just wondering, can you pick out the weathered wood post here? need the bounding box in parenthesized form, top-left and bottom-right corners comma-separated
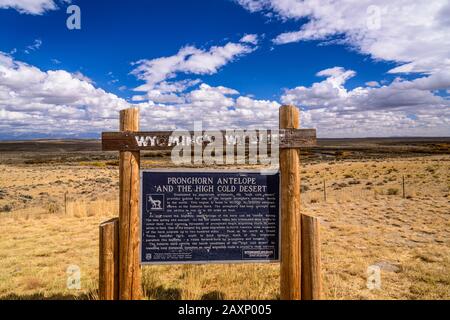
(101, 105, 318, 300)
(301, 214, 322, 300)
(279, 105, 301, 300)
(64, 192, 68, 215)
(99, 218, 119, 300)
(402, 175, 406, 199)
(119, 108, 142, 300)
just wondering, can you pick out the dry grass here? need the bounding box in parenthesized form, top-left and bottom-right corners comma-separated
(0, 211, 113, 299)
(67, 199, 118, 218)
(0, 155, 448, 300)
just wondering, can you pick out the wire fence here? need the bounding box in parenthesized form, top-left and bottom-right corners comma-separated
(302, 174, 447, 206)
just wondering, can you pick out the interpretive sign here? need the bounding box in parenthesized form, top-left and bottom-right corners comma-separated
(99, 106, 319, 300)
(140, 170, 280, 264)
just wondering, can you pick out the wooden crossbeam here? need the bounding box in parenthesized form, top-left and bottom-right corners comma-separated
(102, 129, 317, 151)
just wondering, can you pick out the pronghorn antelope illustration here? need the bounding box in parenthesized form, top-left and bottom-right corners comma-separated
(148, 195, 162, 210)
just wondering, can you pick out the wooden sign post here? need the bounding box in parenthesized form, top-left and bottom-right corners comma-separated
(99, 218, 119, 300)
(99, 105, 321, 301)
(279, 105, 301, 300)
(118, 108, 141, 300)
(301, 214, 322, 300)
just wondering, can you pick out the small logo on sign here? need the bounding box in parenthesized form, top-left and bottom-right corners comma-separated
(147, 194, 164, 211)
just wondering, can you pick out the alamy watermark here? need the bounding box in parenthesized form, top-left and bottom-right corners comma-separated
(66, 5, 81, 30)
(367, 265, 381, 290)
(133, 122, 280, 169)
(366, 5, 382, 30)
(66, 264, 81, 290)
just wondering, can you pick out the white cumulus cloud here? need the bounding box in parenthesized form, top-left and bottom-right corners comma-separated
(130, 40, 257, 102)
(0, 0, 69, 15)
(0, 52, 282, 138)
(282, 66, 450, 137)
(0, 52, 129, 137)
(236, 0, 450, 75)
(240, 34, 259, 45)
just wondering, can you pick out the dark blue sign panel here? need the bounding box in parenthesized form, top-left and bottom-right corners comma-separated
(140, 170, 280, 264)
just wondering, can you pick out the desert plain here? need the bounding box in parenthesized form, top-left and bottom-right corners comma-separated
(0, 138, 449, 300)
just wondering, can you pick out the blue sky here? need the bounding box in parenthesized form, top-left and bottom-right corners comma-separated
(0, 0, 449, 139)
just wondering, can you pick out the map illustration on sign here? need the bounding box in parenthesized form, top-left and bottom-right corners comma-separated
(140, 170, 280, 264)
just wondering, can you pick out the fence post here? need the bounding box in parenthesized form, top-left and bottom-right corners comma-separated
(402, 175, 406, 199)
(64, 192, 68, 215)
(301, 214, 322, 300)
(323, 180, 327, 202)
(119, 108, 142, 300)
(99, 218, 119, 300)
(279, 105, 301, 300)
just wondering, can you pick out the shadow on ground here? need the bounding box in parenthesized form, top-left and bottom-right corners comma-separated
(0, 293, 93, 300)
(2, 288, 227, 300)
(144, 285, 226, 300)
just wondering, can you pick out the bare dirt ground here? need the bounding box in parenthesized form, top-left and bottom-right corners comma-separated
(0, 138, 448, 300)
